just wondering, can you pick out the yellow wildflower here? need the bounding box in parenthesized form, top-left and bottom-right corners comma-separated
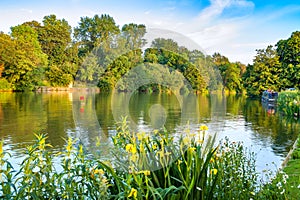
(157, 150, 171, 159)
(96, 136, 101, 147)
(182, 137, 190, 145)
(177, 160, 182, 166)
(215, 153, 221, 160)
(188, 147, 196, 153)
(79, 144, 83, 155)
(200, 125, 208, 131)
(210, 168, 218, 175)
(66, 144, 72, 152)
(137, 132, 145, 141)
(197, 139, 203, 145)
(101, 177, 108, 184)
(0, 140, 3, 157)
(139, 170, 151, 176)
(126, 144, 137, 154)
(139, 143, 145, 153)
(128, 188, 137, 198)
(152, 143, 158, 150)
(130, 154, 138, 162)
(94, 169, 105, 176)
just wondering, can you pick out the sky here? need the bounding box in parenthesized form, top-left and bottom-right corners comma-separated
(0, 0, 299, 64)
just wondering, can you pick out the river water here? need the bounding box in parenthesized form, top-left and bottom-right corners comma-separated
(0, 91, 299, 173)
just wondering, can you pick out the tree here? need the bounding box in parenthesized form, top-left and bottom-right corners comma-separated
(76, 52, 99, 85)
(144, 48, 207, 92)
(39, 15, 72, 65)
(151, 38, 180, 53)
(212, 53, 242, 93)
(0, 25, 48, 90)
(276, 31, 300, 89)
(98, 49, 143, 91)
(121, 23, 146, 50)
(74, 14, 120, 56)
(34, 15, 78, 87)
(243, 46, 281, 97)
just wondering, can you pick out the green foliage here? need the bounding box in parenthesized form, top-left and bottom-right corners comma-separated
(115, 63, 186, 93)
(0, 13, 298, 95)
(45, 63, 76, 87)
(0, 121, 293, 199)
(0, 25, 48, 90)
(98, 49, 143, 91)
(36, 15, 79, 87)
(284, 133, 300, 199)
(277, 91, 300, 117)
(276, 31, 300, 89)
(243, 46, 282, 97)
(244, 32, 300, 97)
(213, 53, 244, 93)
(151, 38, 180, 53)
(122, 23, 146, 50)
(75, 35, 129, 86)
(144, 48, 207, 93)
(74, 14, 120, 56)
(0, 134, 110, 199)
(0, 78, 11, 90)
(214, 139, 257, 199)
(38, 15, 72, 65)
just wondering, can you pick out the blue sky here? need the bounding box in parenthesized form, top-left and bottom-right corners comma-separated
(0, 0, 299, 64)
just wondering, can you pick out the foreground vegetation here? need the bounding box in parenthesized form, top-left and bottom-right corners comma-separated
(277, 91, 300, 118)
(0, 119, 294, 199)
(284, 135, 300, 199)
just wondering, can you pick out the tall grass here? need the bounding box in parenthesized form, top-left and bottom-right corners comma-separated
(277, 91, 300, 118)
(0, 119, 292, 199)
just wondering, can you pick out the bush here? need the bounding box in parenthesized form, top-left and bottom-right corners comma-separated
(0, 78, 11, 90)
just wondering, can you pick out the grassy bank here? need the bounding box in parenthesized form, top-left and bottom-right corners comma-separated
(0, 120, 294, 199)
(284, 135, 300, 199)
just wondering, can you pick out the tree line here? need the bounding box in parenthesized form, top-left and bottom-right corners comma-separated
(243, 31, 300, 97)
(0, 13, 299, 95)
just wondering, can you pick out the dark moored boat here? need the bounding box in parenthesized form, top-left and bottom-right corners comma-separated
(261, 90, 278, 103)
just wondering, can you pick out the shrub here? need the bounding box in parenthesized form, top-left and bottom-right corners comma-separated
(0, 78, 11, 90)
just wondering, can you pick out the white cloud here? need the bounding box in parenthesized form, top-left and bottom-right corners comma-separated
(146, 0, 256, 63)
(144, 10, 151, 15)
(20, 8, 33, 14)
(196, 0, 254, 24)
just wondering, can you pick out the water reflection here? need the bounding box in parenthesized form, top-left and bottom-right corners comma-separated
(0, 92, 298, 172)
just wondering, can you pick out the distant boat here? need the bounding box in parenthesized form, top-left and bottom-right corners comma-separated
(261, 90, 278, 103)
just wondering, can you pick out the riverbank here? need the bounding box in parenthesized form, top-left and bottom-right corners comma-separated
(0, 86, 101, 93)
(284, 134, 300, 198)
(35, 86, 100, 92)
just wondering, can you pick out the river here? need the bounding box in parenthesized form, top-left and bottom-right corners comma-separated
(0, 91, 299, 173)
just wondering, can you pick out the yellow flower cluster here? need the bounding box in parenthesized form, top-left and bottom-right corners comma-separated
(138, 170, 151, 176)
(200, 125, 208, 131)
(126, 144, 137, 154)
(210, 168, 218, 175)
(128, 188, 137, 198)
